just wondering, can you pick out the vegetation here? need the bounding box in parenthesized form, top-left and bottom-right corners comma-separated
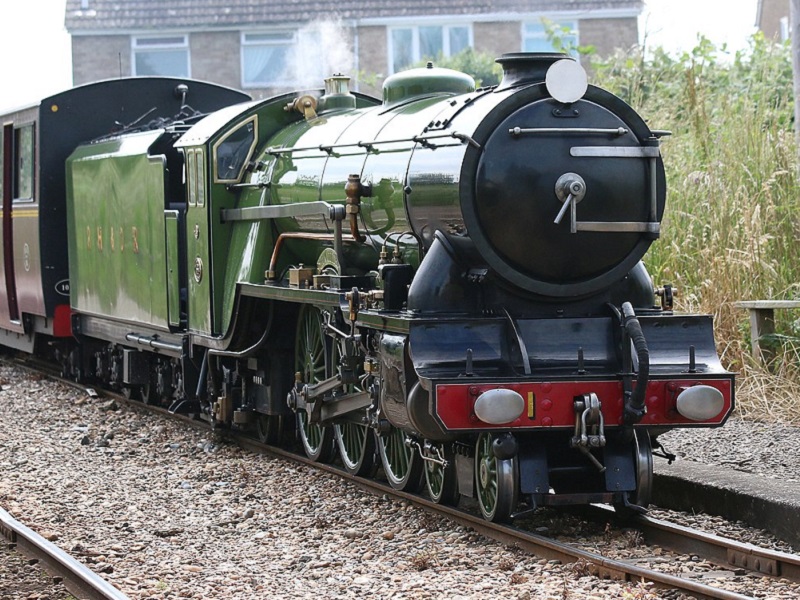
(411, 48, 503, 87)
(590, 35, 800, 424)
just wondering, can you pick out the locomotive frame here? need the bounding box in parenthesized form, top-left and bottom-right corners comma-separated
(0, 54, 734, 522)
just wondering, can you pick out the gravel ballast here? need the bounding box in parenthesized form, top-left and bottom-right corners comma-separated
(658, 419, 800, 484)
(0, 542, 73, 599)
(0, 362, 798, 599)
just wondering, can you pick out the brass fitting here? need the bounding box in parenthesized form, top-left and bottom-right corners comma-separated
(345, 174, 370, 243)
(285, 95, 318, 120)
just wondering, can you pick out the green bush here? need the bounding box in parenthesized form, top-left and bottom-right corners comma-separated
(409, 48, 503, 87)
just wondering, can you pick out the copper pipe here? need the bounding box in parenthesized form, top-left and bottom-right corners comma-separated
(266, 232, 355, 280)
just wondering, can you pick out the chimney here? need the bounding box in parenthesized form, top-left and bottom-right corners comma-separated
(495, 52, 571, 90)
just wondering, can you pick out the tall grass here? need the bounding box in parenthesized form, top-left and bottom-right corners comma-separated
(592, 35, 800, 424)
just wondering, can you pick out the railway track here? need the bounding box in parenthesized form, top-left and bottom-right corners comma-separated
(233, 434, 797, 600)
(0, 505, 128, 600)
(594, 505, 800, 580)
(10, 357, 800, 600)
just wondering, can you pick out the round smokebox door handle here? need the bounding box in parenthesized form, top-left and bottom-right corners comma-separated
(553, 172, 586, 228)
(553, 193, 574, 225)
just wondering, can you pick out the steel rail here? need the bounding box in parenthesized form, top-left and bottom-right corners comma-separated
(587, 504, 800, 581)
(0, 506, 129, 600)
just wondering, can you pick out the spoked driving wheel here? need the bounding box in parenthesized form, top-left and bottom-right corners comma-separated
(376, 425, 423, 492)
(475, 432, 519, 522)
(424, 442, 459, 506)
(336, 421, 375, 475)
(295, 305, 336, 462)
(331, 340, 375, 475)
(613, 429, 653, 517)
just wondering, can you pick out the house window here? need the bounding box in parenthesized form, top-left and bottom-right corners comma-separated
(523, 20, 579, 55)
(133, 35, 189, 77)
(242, 32, 295, 87)
(389, 25, 472, 73)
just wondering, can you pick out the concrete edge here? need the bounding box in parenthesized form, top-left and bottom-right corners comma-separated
(653, 459, 800, 549)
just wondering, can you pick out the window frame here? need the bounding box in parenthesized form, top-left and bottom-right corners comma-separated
(132, 34, 190, 78)
(212, 116, 258, 185)
(387, 23, 473, 74)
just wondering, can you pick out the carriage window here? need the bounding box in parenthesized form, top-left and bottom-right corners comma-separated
(15, 125, 34, 201)
(213, 117, 257, 183)
(0, 130, 4, 204)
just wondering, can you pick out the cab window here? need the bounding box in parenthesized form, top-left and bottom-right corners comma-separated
(195, 149, 206, 207)
(187, 149, 197, 206)
(213, 117, 257, 184)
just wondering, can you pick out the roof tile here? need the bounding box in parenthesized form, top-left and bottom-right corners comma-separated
(66, 0, 643, 31)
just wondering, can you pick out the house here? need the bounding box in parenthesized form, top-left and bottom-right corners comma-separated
(65, 0, 643, 99)
(756, 0, 790, 40)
